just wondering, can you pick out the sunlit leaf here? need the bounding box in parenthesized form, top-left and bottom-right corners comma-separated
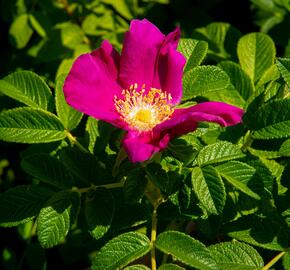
(91, 232, 150, 270)
(178, 39, 208, 72)
(237, 33, 276, 82)
(0, 71, 53, 110)
(0, 107, 66, 143)
(55, 74, 83, 130)
(219, 61, 254, 101)
(183, 65, 231, 100)
(156, 231, 218, 269)
(277, 58, 290, 87)
(197, 141, 245, 166)
(215, 161, 260, 200)
(208, 241, 264, 269)
(9, 14, 33, 48)
(191, 166, 226, 215)
(37, 191, 80, 248)
(244, 99, 290, 139)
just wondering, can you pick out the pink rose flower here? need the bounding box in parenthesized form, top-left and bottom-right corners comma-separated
(64, 19, 243, 162)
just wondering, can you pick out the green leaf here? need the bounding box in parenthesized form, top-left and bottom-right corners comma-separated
(203, 84, 245, 108)
(177, 39, 208, 72)
(237, 33, 276, 82)
(277, 58, 290, 87)
(0, 185, 52, 227)
(101, 0, 136, 19)
(59, 147, 111, 185)
(225, 216, 288, 251)
(0, 107, 67, 143)
(124, 265, 150, 270)
(257, 64, 280, 87)
(55, 74, 83, 130)
(248, 147, 281, 159)
(168, 134, 202, 165)
(192, 22, 241, 60)
(158, 264, 185, 270)
(279, 138, 290, 156)
(208, 241, 264, 270)
(85, 188, 115, 240)
(91, 232, 150, 270)
(182, 66, 230, 100)
(0, 71, 53, 110)
(37, 190, 80, 248)
(197, 141, 245, 166)
(218, 61, 254, 101)
(109, 203, 149, 233)
(215, 161, 260, 200)
(146, 163, 179, 196)
(28, 13, 47, 37)
(124, 170, 147, 203)
(283, 251, 290, 270)
(85, 117, 116, 154)
(244, 99, 290, 139)
(156, 231, 218, 270)
(56, 59, 74, 79)
(9, 14, 33, 48)
(86, 117, 99, 153)
(55, 22, 86, 50)
(21, 153, 74, 189)
(191, 166, 226, 215)
(246, 159, 274, 196)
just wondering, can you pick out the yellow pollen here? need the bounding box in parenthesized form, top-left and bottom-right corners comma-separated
(114, 84, 173, 131)
(135, 109, 153, 123)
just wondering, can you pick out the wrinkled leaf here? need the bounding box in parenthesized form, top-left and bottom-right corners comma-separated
(0, 107, 66, 143)
(55, 74, 83, 130)
(237, 33, 276, 82)
(0, 186, 52, 227)
(208, 241, 264, 270)
(156, 231, 218, 270)
(91, 232, 150, 270)
(85, 188, 115, 240)
(191, 166, 226, 215)
(0, 71, 53, 110)
(197, 141, 245, 166)
(37, 191, 80, 248)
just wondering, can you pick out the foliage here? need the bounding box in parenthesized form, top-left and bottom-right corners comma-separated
(0, 0, 290, 269)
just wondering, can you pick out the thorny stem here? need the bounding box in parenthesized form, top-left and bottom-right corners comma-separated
(66, 131, 90, 154)
(261, 251, 286, 270)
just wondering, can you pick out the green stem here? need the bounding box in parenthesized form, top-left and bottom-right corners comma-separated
(17, 221, 37, 270)
(66, 131, 90, 154)
(150, 201, 162, 270)
(261, 251, 286, 270)
(241, 130, 254, 152)
(76, 182, 124, 193)
(144, 179, 164, 270)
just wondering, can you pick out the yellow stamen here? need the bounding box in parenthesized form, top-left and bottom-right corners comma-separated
(114, 84, 173, 131)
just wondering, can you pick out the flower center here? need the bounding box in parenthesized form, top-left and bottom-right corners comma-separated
(135, 109, 153, 123)
(114, 84, 173, 131)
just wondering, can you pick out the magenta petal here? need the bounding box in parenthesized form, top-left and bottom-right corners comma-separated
(119, 19, 165, 89)
(64, 40, 123, 126)
(185, 102, 244, 125)
(155, 102, 244, 138)
(155, 31, 186, 105)
(123, 131, 170, 162)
